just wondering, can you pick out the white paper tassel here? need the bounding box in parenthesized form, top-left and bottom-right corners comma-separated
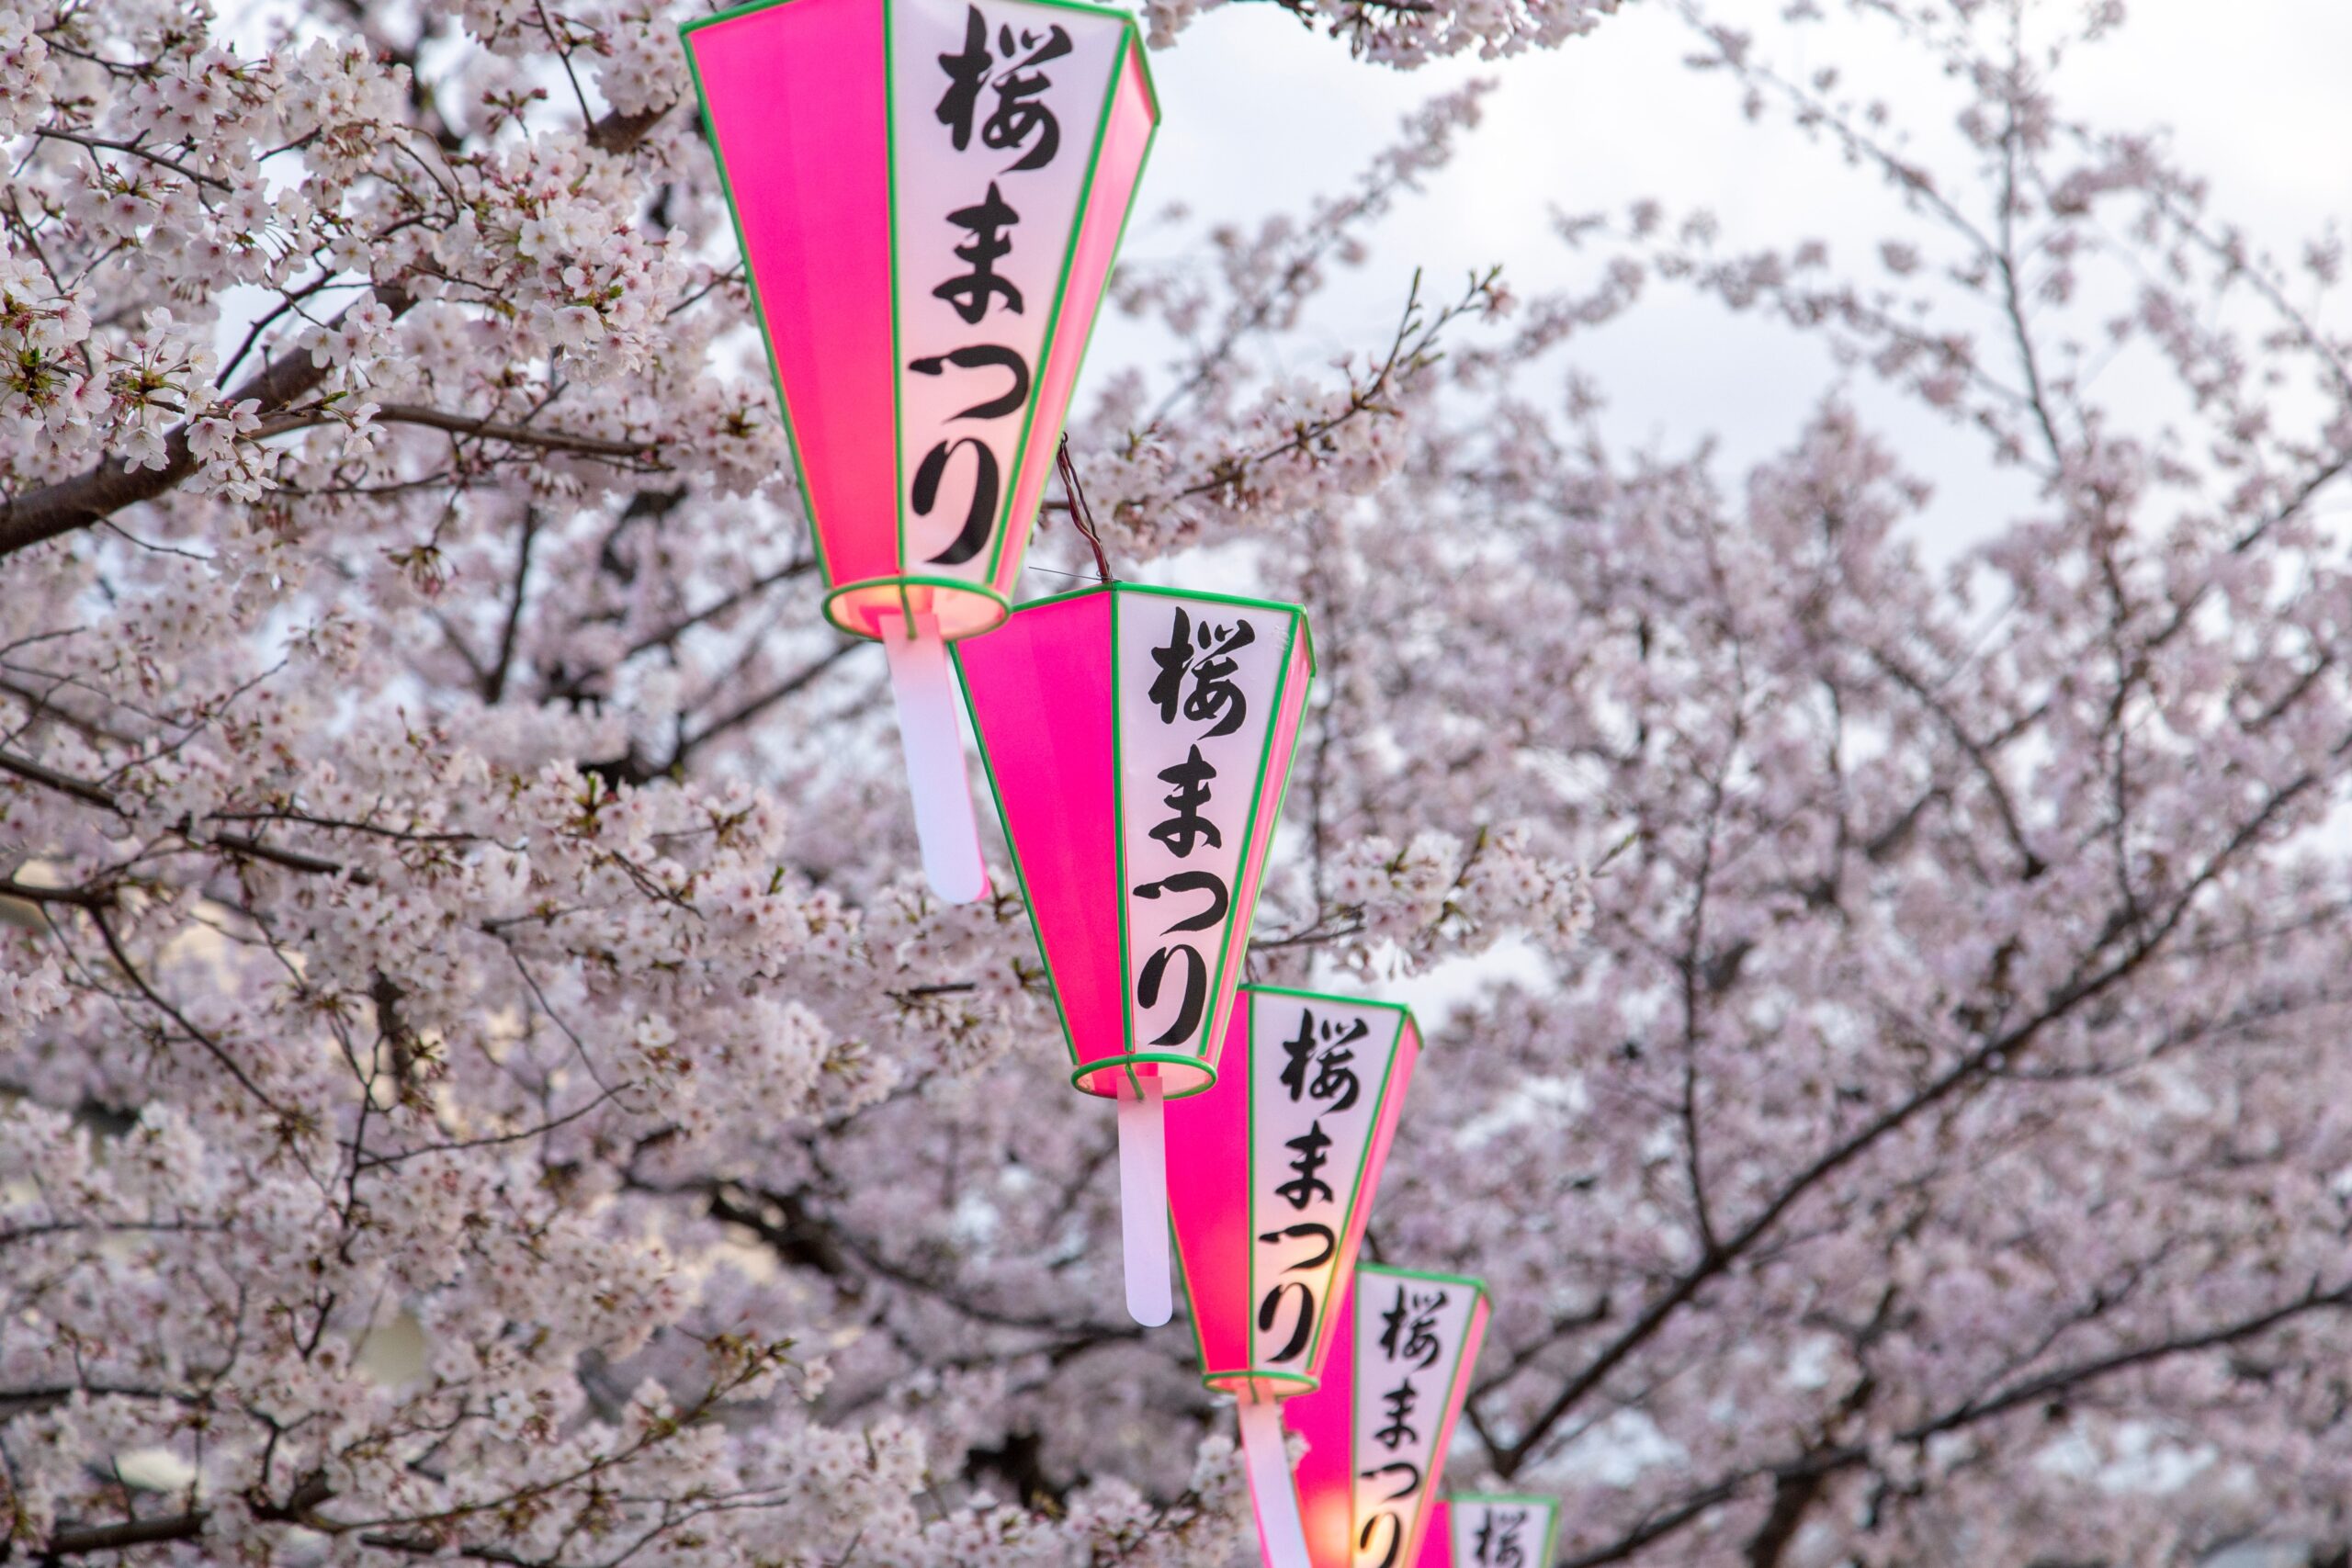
(879, 612, 989, 905)
(1238, 1398, 1311, 1568)
(1115, 1075, 1172, 1326)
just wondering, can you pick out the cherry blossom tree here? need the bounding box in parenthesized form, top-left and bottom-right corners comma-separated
(4, 2, 2349, 1566)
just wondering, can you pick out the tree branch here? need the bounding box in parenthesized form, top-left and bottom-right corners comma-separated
(0, 288, 412, 560)
(1557, 1277, 2352, 1568)
(27, 1511, 210, 1562)
(356, 404, 663, 464)
(0, 750, 370, 884)
(587, 101, 673, 155)
(1497, 751, 2329, 1475)
(0, 874, 114, 911)
(0, 750, 128, 814)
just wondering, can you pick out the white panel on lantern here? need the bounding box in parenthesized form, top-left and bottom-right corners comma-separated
(1247, 995, 1407, 1371)
(1350, 1273, 1480, 1568)
(1450, 1498, 1556, 1568)
(889, 0, 1124, 577)
(1114, 593, 1290, 1054)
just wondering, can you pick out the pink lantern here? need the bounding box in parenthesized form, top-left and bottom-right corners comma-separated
(1285, 1263, 1490, 1568)
(954, 584, 1315, 1324)
(680, 0, 1159, 903)
(1165, 986, 1423, 1568)
(1416, 1496, 1561, 1568)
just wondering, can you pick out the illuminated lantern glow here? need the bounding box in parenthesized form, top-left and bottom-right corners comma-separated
(679, 0, 1159, 903)
(1416, 1495, 1562, 1568)
(1285, 1263, 1491, 1568)
(955, 584, 1315, 1324)
(1165, 986, 1423, 1568)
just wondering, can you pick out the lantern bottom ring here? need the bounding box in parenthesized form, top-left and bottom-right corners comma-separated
(1070, 1052, 1216, 1100)
(1203, 1368, 1318, 1401)
(823, 575, 1012, 642)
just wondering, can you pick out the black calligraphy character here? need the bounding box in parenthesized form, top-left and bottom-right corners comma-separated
(1147, 611, 1256, 736)
(1473, 1510, 1529, 1568)
(1253, 1221, 1336, 1363)
(1255, 1221, 1336, 1270)
(1308, 1045, 1359, 1113)
(1355, 1463, 1422, 1568)
(1133, 869, 1228, 932)
(1182, 618, 1256, 737)
(934, 183, 1023, 325)
(1137, 942, 1205, 1044)
(1374, 1378, 1419, 1450)
(1361, 1461, 1422, 1503)
(910, 436, 998, 566)
(1256, 1281, 1313, 1362)
(933, 8, 1070, 174)
(1279, 1010, 1317, 1103)
(933, 6, 991, 150)
(1148, 607, 1194, 724)
(1275, 1121, 1332, 1211)
(1358, 1514, 1406, 1568)
(981, 23, 1071, 173)
(1377, 1283, 1448, 1371)
(907, 344, 1030, 421)
(1148, 745, 1220, 858)
(1283, 1012, 1366, 1111)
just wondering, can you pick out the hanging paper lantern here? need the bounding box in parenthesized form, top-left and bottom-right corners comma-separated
(1416, 1496, 1561, 1568)
(680, 0, 1159, 903)
(1284, 1262, 1491, 1568)
(1164, 986, 1423, 1568)
(955, 583, 1315, 1324)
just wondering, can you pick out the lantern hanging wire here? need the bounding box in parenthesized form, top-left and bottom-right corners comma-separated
(1055, 434, 1114, 585)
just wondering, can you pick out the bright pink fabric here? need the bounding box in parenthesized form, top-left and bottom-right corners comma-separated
(1414, 1502, 1454, 1568)
(1286, 1272, 1359, 1568)
(953, 593, 1126, 1075)
(685, 0, 899, 590)
(1164, 989, 1258, 1381)
(990, 43, 1159, 602)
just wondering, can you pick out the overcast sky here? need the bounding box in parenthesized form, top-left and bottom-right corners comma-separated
(1098, 0, 2352, 559)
